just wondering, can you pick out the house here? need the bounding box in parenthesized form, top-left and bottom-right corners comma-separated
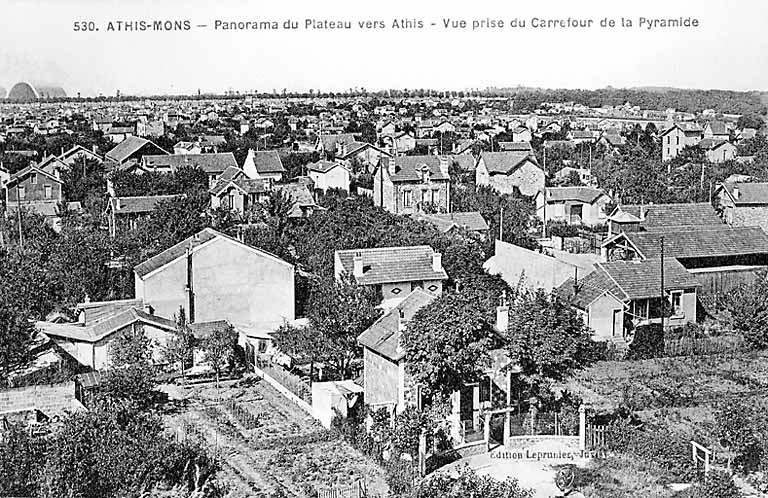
(173, 141, 202, 155)
(553, 166, 596, 187)
(567, 130, 597, 144)
(373, 155, 451, 215)
(391, 131, 416, 153)
(134, 228, 295, 334)
(105, 125, 135, 144)
(4, 165, 63, 226)
(37, 306, 178, 370)
(141, 153, 239, 186)
(737, 128, 758, 142)
(698, 139, 737, 163)
(601, 226, 768, 295)
(606, 202, 724, 237)
(315, 133, 357, 155)
(498, 142, 533, 154)
(136, 120, 165, 138)
(242, 149, 285, 182)
(484, 239, 597, 293)
(411, 211, 489, 238)
(58, 145, 103, 167)
(475, 151, 545, 197)
(510, 126, 532, 143)
(105, 194, 181, 237)
(703, 121, 729, 141)
(306, 160, 351, 193)
(336, 141, 391, 173)
(209, 167, 271, 212)
(535, 187, 611, 227)
(660, 123, 703, 161)
(557, 257, 701, 344)
(105, 136, 168, 169)
(713, 182, 768, 234)
(272, 183, 322, 218)
(334, 246, 448, 309)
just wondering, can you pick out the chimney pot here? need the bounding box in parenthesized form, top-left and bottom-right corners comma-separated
(733, 185, 740, 199)
(432, 252, 442, 272)
(496, 304, 509, 332)
(353, 251, 364, 277)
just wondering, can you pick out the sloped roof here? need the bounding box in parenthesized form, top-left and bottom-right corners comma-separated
(319, 133, 357, 151)
(336, 246, 448, 285)
(698, 138, 732, 151)
(381, 155, 450, 182)
(109, 194, 180, 215)
(248, 150, 285, 174)
(39, 307, 177, 343)
(498, 142, 534, 153)
(719, 182, 768, 205)
(189, 320, 231, 340)
(623, 227, 768, 260)
(617, 203, 723, 230)
(480, 151, 540, 175)
(706, 121, 728, 135)
(6, 165, 62, 186)
(307, 160, 346, 174)
(142, 153, 237, 174)
(546, 187, 607, 204)
(105, 136, 167, 164)
(412, 211, 489, 233)
(357, 289, 436, 361)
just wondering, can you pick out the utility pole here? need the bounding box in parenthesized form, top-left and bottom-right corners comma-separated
(660, 236, 665, 330)
(499, 206, 504, 241)
(16, 185, 23, 248)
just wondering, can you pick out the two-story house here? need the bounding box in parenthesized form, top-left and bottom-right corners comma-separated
(535, 187, 611, 227)
(334, 245, 448, 309)
(307, 160, 351, 193)
(660, 123, 704, 161)
(242, 149, 286, 182)
(373, 155, 451, 215)
(4, 165, 63, 225)
(475, 151, 544, 197)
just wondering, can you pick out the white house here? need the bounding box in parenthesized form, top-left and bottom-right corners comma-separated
(306, 160, 351, 193)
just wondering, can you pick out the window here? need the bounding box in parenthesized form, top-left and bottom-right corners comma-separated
(676, 136, 680, 146)
(44, 185, 52, 199)
(630, 299, 649, 320)
(402, 190, 412, 207)
(670, 291, 683, 317)
(667, 136, 670, 144)
(17, 186, 25, 200)
(31, 175, 37, 185)
(479, 377, 491, 403)
(226, 194, 235, 208)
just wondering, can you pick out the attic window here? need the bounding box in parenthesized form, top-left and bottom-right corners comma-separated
(391, 288, 402, 295)
(427, 285, 438, 292)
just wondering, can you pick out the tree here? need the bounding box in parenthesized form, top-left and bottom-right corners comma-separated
(0, 421, 45, 497)
(109, 325, 153, 366)
(727, 274, 768, 350)
(100, 325, 160, 410)
(505, 290, 604, 393)
(272, 323, 329, 381)
(307, 276, 381, 379)
(163, 307, 195, 375)
(402, 290, 498, 398)
(737, 113, 765, 131)
(413, 466, 533, 498)
(202, 324, 238, 387)
(0, 300, 34, 388)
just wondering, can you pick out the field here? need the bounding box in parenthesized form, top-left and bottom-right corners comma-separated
(162, 378, 389, 498)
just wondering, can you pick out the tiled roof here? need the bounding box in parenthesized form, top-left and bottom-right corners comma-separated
(273, 183, 319, 218)
(546, 187, 606, 204)
(142, 153, 237, 174)
(618, 203, 723, 230)
(134, 228, 219, 278)
(624, 227, 768, 260)
(248, 150, 285, 174)
(39, 307, 177, 343)
(189, 320, 231, 339)
(498, 142, 534, 153)
(336, 246, 448, 286)
(357, 289, 436, 361)
(412, 211, 489, 233)
(381, 155, 450, 182)
(106, 136, 166, 164)
(319, 133, 357, 151)
(719, 182, 768, 205)
(6, 165, 61, 186)
(698, 138, 731, 150)
(109, 194, 180, 215)
(211, 177, 270, 196)
(707, 121, 728, 135)
(307, 160, 345, 174)
(480, 151, 540, 175)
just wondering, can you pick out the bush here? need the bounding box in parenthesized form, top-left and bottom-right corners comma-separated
(627, 324, 664, 360)
(679, 470, 742, 498)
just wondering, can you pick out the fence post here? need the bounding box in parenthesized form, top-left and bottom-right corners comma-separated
(578, 405, 586, 451)
(418, 430, 427, 477)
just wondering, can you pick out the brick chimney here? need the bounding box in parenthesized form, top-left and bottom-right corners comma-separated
(439, 156, 449, 177)
(396, 309, 406, 355)
(733, 185, 740, 200)
(353, 251, 364, 277)
(432, 252, 442, 272)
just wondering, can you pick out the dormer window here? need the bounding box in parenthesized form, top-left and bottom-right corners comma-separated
(31, 175, 38, 184)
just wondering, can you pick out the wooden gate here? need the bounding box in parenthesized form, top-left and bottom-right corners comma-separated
(317, 480, 366, 498)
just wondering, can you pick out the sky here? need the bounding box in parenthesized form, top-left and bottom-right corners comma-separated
(1, 0, 766, 97)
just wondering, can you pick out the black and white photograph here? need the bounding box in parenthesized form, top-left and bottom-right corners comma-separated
(0, 1, 766, 496)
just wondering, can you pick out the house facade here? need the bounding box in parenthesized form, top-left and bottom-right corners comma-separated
(661, 123, 703, 161)
(714, 182, 768, 232)
(475, 151, 544, 197)
(307, 160, 351, 193)
(242, 149, 286, 182)
(373, 155, 451, 215)
(134, 228, 295, 334)
(535, 187, 611, 227)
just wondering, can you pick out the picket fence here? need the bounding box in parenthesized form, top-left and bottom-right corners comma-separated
(317, 480, 366, 498)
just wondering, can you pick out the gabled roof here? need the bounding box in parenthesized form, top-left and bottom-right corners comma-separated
(357, 289, 436, 362)
(717, 182, 768, 206)
(39, 307, 177, 343)
(546, 187, 607, 204)
(381, 155, 450, 182)
(273, 183, 321, 217)
(105, 136, 168, 164)
(412, 211, 489, 233)
(246, 150, 285, 174)
(662, 122, 703, 136)
(706, 121, 728, 136)
(336, 246, 448, 286)
(621, 227, 768, 260)
(480, 151, 541, 175)
(60, 145, 103, 162)
(6, 165, 62, 186)
(134, 227, 292, 279)
(108, 194, 181, 215)
(142, 153, 238, 174)
(615, 203, 723, 231)
(307, 160, 346, 174)
(318, 133, 357, 151)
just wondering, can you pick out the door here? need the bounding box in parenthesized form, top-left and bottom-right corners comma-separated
(570, 204, 583, 224)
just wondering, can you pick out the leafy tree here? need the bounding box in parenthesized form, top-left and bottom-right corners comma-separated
(737, 113, 765, 131)
(727, 274, 768, 350)
(0, 300, 35, 388)
(306, 276, 381, 379)
(505, 290, 604, 393)
(0, 421, 45, 497)
(413, 466, 533, 498)
(164, 307, 196, 374)
(109, 325, 154, 366)
(202, 323, 238, 387)
(403, 289, 498, 398)
(272, 323, 328, 381)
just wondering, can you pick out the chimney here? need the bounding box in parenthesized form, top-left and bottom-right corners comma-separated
(432, 252, 442, 272)
(387, 157, 397, 176)
(496, 293, 509, 332)
(439, 156, 449, 177)
(353, 251, 364, 277)
(733, 185, 740, 200)
(398, 309, 406, 332)
(143, 303, 154, 315)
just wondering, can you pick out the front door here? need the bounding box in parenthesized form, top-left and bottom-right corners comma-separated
(570, 204, 583, 224)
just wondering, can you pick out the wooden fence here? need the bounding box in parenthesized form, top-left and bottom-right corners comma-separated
(663, 335, 746, 357)
(585, 424, 607, 450)
(317, 480, 366, 498)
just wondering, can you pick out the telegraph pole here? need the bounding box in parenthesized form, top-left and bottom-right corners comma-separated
(660, 236, 665, 330)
